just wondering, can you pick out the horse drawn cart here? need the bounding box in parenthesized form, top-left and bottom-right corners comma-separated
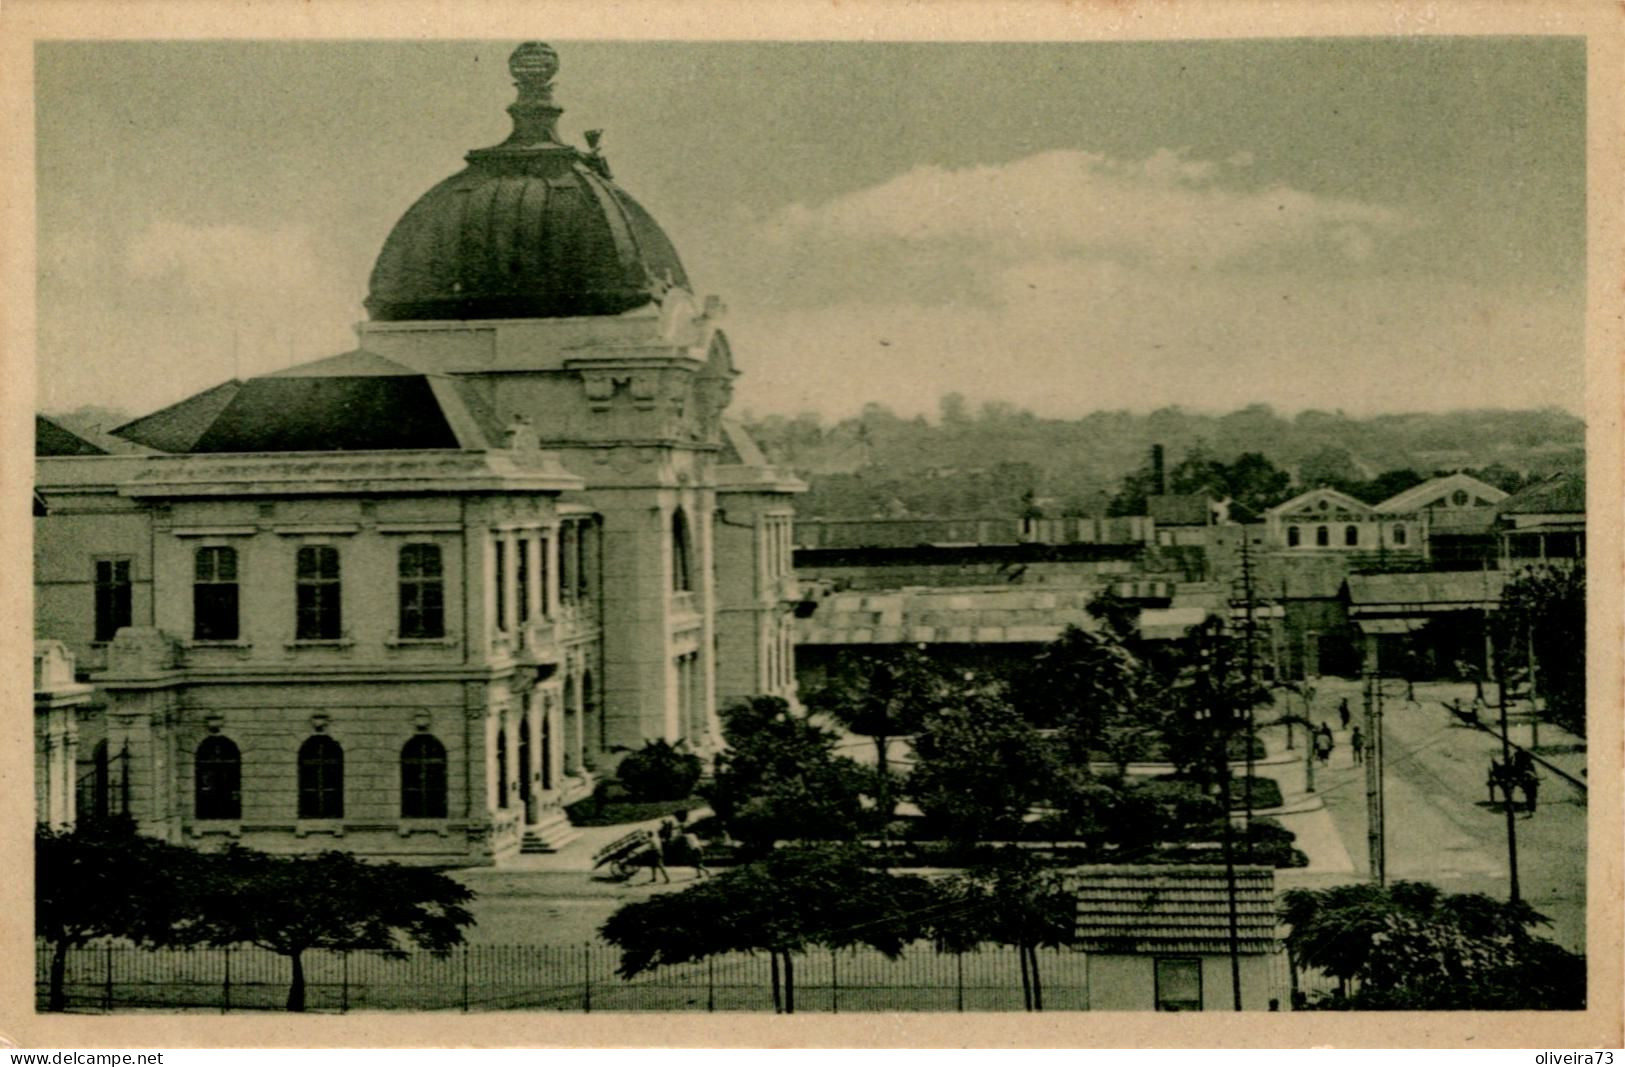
(592, 830, 655, 881)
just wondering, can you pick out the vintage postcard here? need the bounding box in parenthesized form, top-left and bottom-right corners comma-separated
(2, 0, 1621, 1050)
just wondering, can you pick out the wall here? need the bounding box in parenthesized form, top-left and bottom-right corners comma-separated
(1085, 953, 1280, 1011)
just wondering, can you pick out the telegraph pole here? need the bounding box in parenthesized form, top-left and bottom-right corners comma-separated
(1237, 532, 1258, 853)
(1493, 632, 1522, 904)
(1363, 671, 1386, 886)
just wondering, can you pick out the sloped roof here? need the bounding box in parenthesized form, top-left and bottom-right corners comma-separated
(1376, 472, 1508, 513)
(112, 380, 244, 453)
(36, 415, 108, 457)
(111, 352, 505, 454)
(1499, 470, 1585, 516)
(1345, 570, 1507, 609)
(36, 414, 149, 456)
(1070, 865, 1277, 955)
(1268, 486, 1372, 518)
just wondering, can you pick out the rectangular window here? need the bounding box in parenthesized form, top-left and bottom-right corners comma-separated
(559, 523, 577, 604)
(516, 538, 530, 625)
(1154, 958, 1203, 1012)
(577, 521, 592, 600)
(398, 544, 445, 639)
(93, 558, 133, 642)
(295, 545, 342, 640)
(193, 547, 240, 641)
(538, 535, 551, 617)
(493, 539, 507, 630)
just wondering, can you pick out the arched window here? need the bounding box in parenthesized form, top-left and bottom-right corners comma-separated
(195, 735, 241, 820)
(295, 545, 342, 640)
(400, 735, 447, 819)
(1315, 525, 1330, 547)
(398, 544, 444, 639)
(1344, 524, 1359, 547)
(1287, 525, 1301, 547)
(194, 547, 239, 641)
(495, 727, 509, 809)
(297, 735, 343, 819)
(78, 739, 111, 821)
(672, 509, 693, 592)
(1392, 524, 1408, 546)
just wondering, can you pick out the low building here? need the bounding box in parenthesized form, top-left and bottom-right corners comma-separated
(35, 641, 93, 830)
(1498, 470, 1585, 564)
(1070, 865, 1283, 1012)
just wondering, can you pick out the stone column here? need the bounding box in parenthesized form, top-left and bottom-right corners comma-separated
(500, 531, 520, 639)
(543, 527, 559, 617)
(525, 689, 542, 823)
(525, 535, 543, 627)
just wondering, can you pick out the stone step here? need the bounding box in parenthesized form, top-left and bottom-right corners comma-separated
(519, 810, 580, 853)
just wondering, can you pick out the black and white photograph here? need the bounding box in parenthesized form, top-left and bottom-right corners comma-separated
(7, 1, 1622, 1051)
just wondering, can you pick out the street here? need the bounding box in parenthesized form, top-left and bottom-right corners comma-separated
(1282, 678, 1588, 952)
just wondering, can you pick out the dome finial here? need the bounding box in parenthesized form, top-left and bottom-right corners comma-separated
(499, 42, 563, 147)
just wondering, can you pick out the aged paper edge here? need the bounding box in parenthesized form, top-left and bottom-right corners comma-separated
(0, 0, 1619, 1050)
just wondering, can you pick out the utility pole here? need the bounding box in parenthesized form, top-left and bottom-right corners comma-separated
(1238, 531, 1258, 855)
(1363, 670, 1386, 886)
(1492, 630, 1522, 905)
(1527, 622, 1541, 753)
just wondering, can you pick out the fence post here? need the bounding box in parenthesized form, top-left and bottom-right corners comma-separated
(341, 952, 350, 1014)
(222, 945, 231, 1014)
(956, 952, 964, 1013)
(462, 945, 470, 1013)
(103, 944, 113, 1012)
(707, 956, 714, 1013)
(581, 943, 593, 1014)
(831, 948, 839, 1014)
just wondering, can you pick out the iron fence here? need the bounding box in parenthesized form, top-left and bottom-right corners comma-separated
(39, 941, 1099, 1014)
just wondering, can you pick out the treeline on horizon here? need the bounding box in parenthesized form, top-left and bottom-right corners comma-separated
(743, 398, 1585, 521)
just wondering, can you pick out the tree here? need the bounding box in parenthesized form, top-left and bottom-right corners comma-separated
(35, 821, 209, 1012)
(1351, 467, 1424, 505)
(1298, 446, 1364, 493)
(1281, 880, 1582, 1009)
(908, 682, 1058, 846)
(702, 696, 878, 855)
(1221, 451, 1294, 518)
(802, 649, 950, 813)
(1497, 561, 1585, 737)
(927, 850, 1076, 1011)
(614, 738, 702, 801)
(192, 847, 474, 1011)
(1015, 624, 1158, 776)
(599, 843, 937, 1013)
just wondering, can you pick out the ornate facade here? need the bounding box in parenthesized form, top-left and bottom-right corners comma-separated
(32, 42, 803, 864)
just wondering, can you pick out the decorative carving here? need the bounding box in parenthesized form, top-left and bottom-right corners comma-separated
(581, 372, 625, 413)
(310, 713, 330, 733)
(414, 710, 433, 731)
(504, 413, 539, 451)
(205, 714, 225, 734)
(629, 373, 660, 411)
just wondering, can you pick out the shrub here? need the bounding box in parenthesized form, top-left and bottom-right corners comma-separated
(615, 739, 702, 802)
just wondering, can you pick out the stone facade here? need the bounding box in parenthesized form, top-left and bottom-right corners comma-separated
(31, 42, 802, 864)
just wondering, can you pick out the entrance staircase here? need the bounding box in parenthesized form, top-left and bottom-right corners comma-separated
(519, 809, 581, 854)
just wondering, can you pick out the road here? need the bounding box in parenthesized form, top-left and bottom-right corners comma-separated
(1287, 678, 1588, 952)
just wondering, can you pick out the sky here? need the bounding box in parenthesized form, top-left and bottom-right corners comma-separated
(34, 37, 1586, 422)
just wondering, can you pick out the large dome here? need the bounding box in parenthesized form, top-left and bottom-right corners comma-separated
(366, 42, 689, 322)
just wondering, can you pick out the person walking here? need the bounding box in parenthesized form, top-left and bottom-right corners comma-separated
(1314, 725, 1334, 765)
(1350, 725, 1365, 764)
(1338, 698, 1351, 731)
(1521, 770, 1540, 816)
(645, 827, 671, 885)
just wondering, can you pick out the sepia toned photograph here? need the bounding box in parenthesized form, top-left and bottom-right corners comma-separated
(7, 2, 1622, 1051)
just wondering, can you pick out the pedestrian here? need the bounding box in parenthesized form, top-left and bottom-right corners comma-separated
(684, 829, 710, 879)
(645, 828, 671, 885)
(1350, 725, 1364, 764)
(1521, 771, 1540, 816)
(1314, 725, 1333, 765)
(1338, 698, 1351, 731)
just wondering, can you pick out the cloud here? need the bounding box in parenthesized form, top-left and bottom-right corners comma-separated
(724, 148, 1413, 309)
(37, 221, 363, 416)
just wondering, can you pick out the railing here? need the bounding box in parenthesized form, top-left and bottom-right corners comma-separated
(38, 941, 1097, 1014)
